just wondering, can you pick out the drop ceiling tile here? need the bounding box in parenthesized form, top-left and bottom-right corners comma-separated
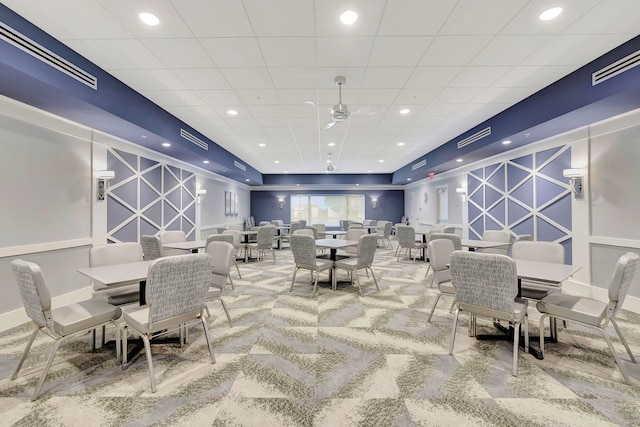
(439, 0, 529, 35)
(352, 89, 400, 105)
(223, 117, 260, 128)
(258, 38, 316, 67)
(172, 69, 232, 90)
(368, 37, 433, 67)
(314, 0, 386, 36)
(378, 0, 457, 35)
(254, 117, 291, 127)
(66, 39, 166, 70)
(219, 68, 275, 89)
(243, 0, 315, 36)
(562, 0, 640, 34)
(394, 89, 439, 104)
(361, 67, 414, 88)
(99, 0, 193, 38)
(140, 90, 205, 106)
(449, 66, 512, 87)
(316, 37, 376, 67)
(198, 90, 243, 106)
(110, 69, 188, 90)
(200, 38, 265, 68)
(171, 0, 253, 36)
(142, 38, 215, 68)
(277, 89, 320, 105)
(236, 89, 281, 105)
(471, 35, 553, 66)
(500, 0, 601, 35)
(521, 34, 635, 66)
(490, 65, 574, 88)
(419, 36, 493, 66)
(470, 87, 535, 105)
(432, 87, 484, 104)
(247, 106, 286, 118)
(405, 67, 462, 88)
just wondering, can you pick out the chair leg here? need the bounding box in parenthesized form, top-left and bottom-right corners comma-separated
(425, 264, 431, 279)
(354, 271, 363, 296)
(32, 338, 63, 401)
(600, 329, 632, 384)
(610, 318, 637, 363)
(205, 304, 211, 317)
(11, 327, 39, 380)
(271, 248, 276, 263)
(538, 314, 550, 358)
(312, 271, 319, 298)
(219, 298, 233, 327)
(234, 261, 242, 279)
(290, 267, 298, 292)
(448, 306, 460, 354)
(523, 313, 529, 353)
(228, 275, 235, 290)
(369, 267, 379, 290)
(427, 293, 442, 323)
(142, 335, 157, 393)
(200, 315, 216, 364)
(512, 321, 521, 377)
(114, 322, 121, 366)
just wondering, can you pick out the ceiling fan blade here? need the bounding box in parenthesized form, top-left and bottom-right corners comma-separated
(302, 100, 318, 107)
(323, 120, 336, 129)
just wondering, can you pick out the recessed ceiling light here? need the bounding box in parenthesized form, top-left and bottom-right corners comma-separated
(227, 109, 238, 116)
(397, 142, 405, 146)
(502, 140, 512, 145)
(456, 158, 463, 162)
(399, 109, 410, 115)
(203, 160, 210, 164)
(539, 7, 562, 21)
(274, 160, 280, 163)
(139, 12, 159, 26)
(378, 160, 384, 163)
(245, 179, 250, 182)
(407, 178, 412, 181)
(259, 143, 266, 147)
(328, 142, 335, 147)
(162, 142, 171, 147)
(340, 10, 358, 25)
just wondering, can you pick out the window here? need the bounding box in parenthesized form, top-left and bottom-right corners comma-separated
(290, 194, 365, 227)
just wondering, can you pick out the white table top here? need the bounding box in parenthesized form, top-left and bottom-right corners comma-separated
(461, 239, 512, 249)
(514, 259, 582, 284)
(324, 230, 347, 236)
(162, 240, 207, 250)
(78, 260, 153, 286)
(315, 239, 358, 249)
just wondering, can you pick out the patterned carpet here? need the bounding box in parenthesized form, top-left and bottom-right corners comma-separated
(1, 243, 640, 426)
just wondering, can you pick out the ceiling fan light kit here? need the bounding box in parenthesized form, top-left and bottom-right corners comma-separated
(323, 76, 350, 129)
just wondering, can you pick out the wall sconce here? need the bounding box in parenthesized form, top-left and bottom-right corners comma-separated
(95, 170, 115, 201)
(456, 187, 467, 204)
(371, 197, 378, 209)
(196, 189, 207, 206)
(278, 198, 284, 209)
(563, 168, 585, 199)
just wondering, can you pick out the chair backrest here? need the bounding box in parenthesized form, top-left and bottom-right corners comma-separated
(11, 259, 52, 329)
(348, 221, 364, 229)
(428, 239, 455, 285)
(141, 235, 162, 261)
(429, 232, 462, 251)
(345, 228, 367, 253)
(159, 230, 188, 257)
(290, 234, 319, 269)
(511, 241, 564, 264)
(299, 220, 307, 227)
(607, 252, 639, 318)
(258, 221, 271, 227)
(481, 230, 512, 255)
(400, 216, 407, 224)
(289, 221, 303, 234)
(146, 253, 211, 326)
(340, 219, 350, 231)
(396, 225, 417, 247)
(363, 219, 376, 226)
(206, 233, 234, 246)
(256, 226, 275, 246)
(271, 220, 284, 226)
(357, 234, 378, 265)
(514, 234, 533, 243)
(205, 241, 235, 286)
(293, 228, 314, 237)
(381, 222, 392, 237)
(431, 224, 446, 232)
(90, 242, 144, 267)
(249, 216, 256, 227)
(222, 229, 241, 249)
(450, 251, 518, 314)
(443, 226, 456, 234)
(304, 225, 318, 239)
(312, 223, 326, 234)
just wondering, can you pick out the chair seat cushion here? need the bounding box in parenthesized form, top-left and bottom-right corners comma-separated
(536, 293, 606, 326)
(334, 258, 367, 270)
(460, 298, 528, 323)
(207, 287, 223, 299)
(439, 281, 455, 295)
(52, 300, 122, 336)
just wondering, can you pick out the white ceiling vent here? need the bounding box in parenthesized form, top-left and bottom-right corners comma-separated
(457, 127, 491, 149)
(234, 160, 246, 171)
(592, 49, 640, 86)
(412, 159, 426, 171)
(180, 128, 208, 150)
(0, 21, 97, 89)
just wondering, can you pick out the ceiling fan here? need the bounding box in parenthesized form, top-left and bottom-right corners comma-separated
(325, 153, 337, 172)
(323, 76, 350, 129)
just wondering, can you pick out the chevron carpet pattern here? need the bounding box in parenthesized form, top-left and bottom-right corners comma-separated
(1, 243, 640, 426)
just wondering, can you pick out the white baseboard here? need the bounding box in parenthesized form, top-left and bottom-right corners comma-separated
(563, 279, 640, 313)
(0, 286, 93, 333)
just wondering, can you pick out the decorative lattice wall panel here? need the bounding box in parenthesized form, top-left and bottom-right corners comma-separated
(106, 148, 196, 243)
(467, 145, 573, 263)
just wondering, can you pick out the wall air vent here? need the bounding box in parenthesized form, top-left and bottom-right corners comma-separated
(592, 49, 640, 86)
(412, 159, 426, 171)
(234, 160, 246, 171)
(0, 21, 97, 89)
(457, 127, 491, 149)
(180, 128, 208, 150)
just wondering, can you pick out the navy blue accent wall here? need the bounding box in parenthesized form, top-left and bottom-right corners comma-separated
(251, 190, 404, 226)
(0, 4, 262, 185)
(262, 173, 393, 186)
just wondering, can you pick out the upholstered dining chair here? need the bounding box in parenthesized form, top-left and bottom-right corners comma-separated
(480, 230, 512, 255)
(159, 230, 188, 257)
(334, 234, 379, 295)
(222, 229, 244, 277)
(207, 233, 240, 284)
(449, 251, 529, 377)
(11, 259, 122, 400)
(426, 239, 456, 322)
(511, 241, 564, 300)
(343, 228, 367, 256)
(374, 221, 393, 249)
(121, 253, 215, 392)
(246, 225, 277, 263)
(395, 225, 427, 261)
(90, 242, 144, 306)
(289, 234, 333, 298)
(141, 235, 162, 261)
(425, 232, 462, 279)
(536, 252, 639, 384)
(312, 223, 327, 239)
(204, 241, 234, 326)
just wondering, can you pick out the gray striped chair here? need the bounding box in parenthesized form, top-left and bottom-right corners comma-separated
(334, 234, 379, 295)
(290, 234, 332, 298)
(207, 233, 241, 281)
